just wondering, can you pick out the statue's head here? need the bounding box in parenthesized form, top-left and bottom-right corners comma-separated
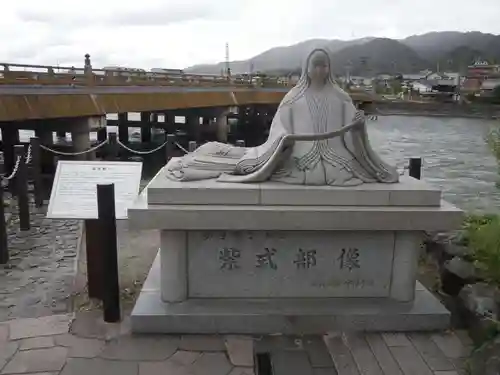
(306, 49, 330, 87)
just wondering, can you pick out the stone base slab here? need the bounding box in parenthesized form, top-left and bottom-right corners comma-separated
(131, 252, 450, 334)
(147, 165, 441, 207)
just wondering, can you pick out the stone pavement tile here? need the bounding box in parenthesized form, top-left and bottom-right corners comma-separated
(19, 337, 55, 350)
(271, 350, 313, 375)
(389, 346, 433, 375)
(0, 342, 19, 372)
(449, 358, 468, 375)
(303, 336, 334, 368)
(179, 335, 226, 352)
(225, 336, 254, 367)
(61, 358, 139, 375)
(324, 333, 360, 375)
(188, 352, 232, 375)
(139, 360, 189, 375)
(228, 367, 256, 375)
(382, 333, 412, 347)
(169, 350, 201, 366)
(365, 334, 403, 375)
(1, 347, 68, 374)
(452, 330, 473, 348)
(54, 334, 105, 358)
(8, 314, 72, 340)
(0, 325, 8, 342)
(255, 336, 302, 352)
(312, 369, 338, 375)
(408, 333, 455, 372)
(69, 311, 130, 341)
(343, 333, 384, 375)
(433, 371, 459, 375)
(431, 332, 469, 359)
(100, 335, 179, 361)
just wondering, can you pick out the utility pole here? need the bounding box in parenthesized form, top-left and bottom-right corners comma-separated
(225, 43, 231, 80)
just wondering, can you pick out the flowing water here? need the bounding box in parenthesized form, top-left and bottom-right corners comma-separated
(367, 115, 500, 213)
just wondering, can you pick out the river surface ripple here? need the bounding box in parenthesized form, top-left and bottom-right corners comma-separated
(368, 115, 500, 213)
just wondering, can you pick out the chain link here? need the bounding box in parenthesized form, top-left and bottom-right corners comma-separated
(1, 155, 21, 186)
(116, 139, 168, 155)
(39, 138, 109, 156)
(174, 142, 189, 154)
(25, 144, 32, 164)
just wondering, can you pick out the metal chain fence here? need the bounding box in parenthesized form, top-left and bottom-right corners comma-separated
(39, 138, 109, 156)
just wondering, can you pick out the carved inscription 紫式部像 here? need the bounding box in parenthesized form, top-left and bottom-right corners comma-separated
(218, 247, 241, 270)
(337, 248, 360, 271)
(255, 248, 278, 270)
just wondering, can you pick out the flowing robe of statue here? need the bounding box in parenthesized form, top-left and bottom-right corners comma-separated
(166, 48, 399, 186)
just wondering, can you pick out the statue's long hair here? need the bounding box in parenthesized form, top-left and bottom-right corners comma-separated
(279, 48, 352, 108)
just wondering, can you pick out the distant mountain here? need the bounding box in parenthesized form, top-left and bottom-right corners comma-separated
(185, 38, 374, 75)
(185, 31, 500, 76)
(328, 38, 428, 75)
(401, 31, 500, 65)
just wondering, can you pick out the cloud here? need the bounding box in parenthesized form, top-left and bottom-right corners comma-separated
(2, 0, 500, 69)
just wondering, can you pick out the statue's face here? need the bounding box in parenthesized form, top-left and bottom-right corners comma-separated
(307, 51, 329, 85)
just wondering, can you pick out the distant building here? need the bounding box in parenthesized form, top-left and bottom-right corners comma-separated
(479, 78, 500, 97)
(150, 68, 184, 79)
(467, 60, 500, 79)
(412, 81, 434, 93)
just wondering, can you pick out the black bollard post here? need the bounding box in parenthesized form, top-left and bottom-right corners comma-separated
(188, 141, 197, 152)
(108, 132, 119, 161)
(97, 184, 120, 322)
(0, 184, 8, 264)
(408, 157, 422, 180)
(30, 137, 43, 207)
(14, 145, 30, 231)
(165, 134, 176, 163)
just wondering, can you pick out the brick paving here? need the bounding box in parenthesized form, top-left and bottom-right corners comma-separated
(0, 313, 473, 375)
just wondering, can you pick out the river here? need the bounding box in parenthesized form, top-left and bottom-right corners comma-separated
(14, 115, 500, 213)
(368, 115, 500, 213)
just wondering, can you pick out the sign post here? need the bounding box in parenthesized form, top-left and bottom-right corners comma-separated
(97, 184, 120, 323)
(47, 160, 142, 302)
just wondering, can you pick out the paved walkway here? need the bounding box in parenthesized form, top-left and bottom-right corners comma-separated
(0, 312, 472, 375)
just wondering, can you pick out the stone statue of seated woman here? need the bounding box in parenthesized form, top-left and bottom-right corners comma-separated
(166, 48, 399, 186)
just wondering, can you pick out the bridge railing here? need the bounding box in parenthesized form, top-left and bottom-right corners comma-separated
(0, 61, 293, 89)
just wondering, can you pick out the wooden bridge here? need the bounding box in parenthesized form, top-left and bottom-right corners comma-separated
(0, 57, 374, 122)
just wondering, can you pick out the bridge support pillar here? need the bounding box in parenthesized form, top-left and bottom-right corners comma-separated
(140, 112, 152, 143)
(1, 127, 20, 177)
(56, 130, 66, 140)
(216, 111, 229, 143)
(97, 128, 107, 143)
(35, 129, 55, 174)
(185, 114, 200, 143)
(71, 116, 102, 161)
(118, 113, 128, 144)
(151, 113, 159, 125)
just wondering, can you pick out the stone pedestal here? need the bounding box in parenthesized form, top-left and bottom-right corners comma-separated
(128, 163, 463, 334)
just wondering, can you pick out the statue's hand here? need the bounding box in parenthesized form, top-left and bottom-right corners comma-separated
(354, 111, 365, 123)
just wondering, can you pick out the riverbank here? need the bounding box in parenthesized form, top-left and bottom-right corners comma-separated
(373, 101, 500, 119)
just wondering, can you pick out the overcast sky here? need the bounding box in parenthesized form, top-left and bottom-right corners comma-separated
(2, 0, 500, 70)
